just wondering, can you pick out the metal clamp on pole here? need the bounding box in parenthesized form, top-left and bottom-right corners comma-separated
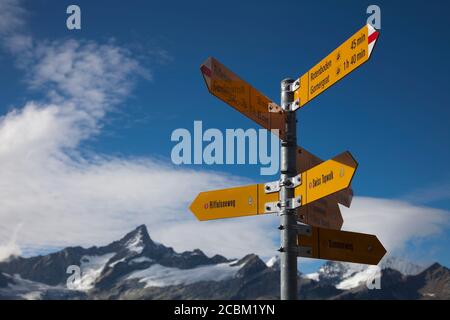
(265, 196, 302, 214)
(264, 180, 280, 194)
(264, 174, 302, 194)
(282, 79, 300, 93)
(280, 79, 301, 111)
(278, 246, 312, 258)
(286, 196, 302, 210)
(291, 79, 300, 92)
(265, 201, 280, 213)
(292, 223, 312, 236)
(296, 246, 313, 258)
(282, 100, 300, 112)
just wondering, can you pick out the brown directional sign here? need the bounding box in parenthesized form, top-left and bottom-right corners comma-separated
(296, 146, 323, 172)
(297, 227, 386, 265)
(297, 197, 343, 230)
(334, 188, 353, 208)
(200, 57, 286, 139)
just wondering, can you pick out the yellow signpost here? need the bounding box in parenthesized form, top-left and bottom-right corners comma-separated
(297, 226, 386, 265)
(293, 24, 380, 108)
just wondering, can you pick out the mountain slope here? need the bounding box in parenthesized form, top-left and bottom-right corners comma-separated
(0, 225, 228, 291)
(0, 225, 448, 300)
(333, 263, 450, 300)
(304, 256, 426, 290)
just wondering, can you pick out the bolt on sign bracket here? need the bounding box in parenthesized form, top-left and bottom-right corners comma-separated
(296, 246, 313, 258)
(291, 79, 300, 92)
(264, 174, 302, 194)
(291, 99, 301, 111)
(264, 196, 302, 213)
(280, 246, 312, 257)
(292, 223, 312, 237)
(264, 181, 280, 194)
(264, 201, 280, 213)
(280, 79, 301, 111)
(268, 102, 283, 113)
(282, 100, 300, 112)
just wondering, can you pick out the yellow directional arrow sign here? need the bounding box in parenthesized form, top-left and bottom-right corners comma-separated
(190, 151, 357, 221)
(200, 57, 286, 139)
(298, 227, 386, 265)
(297, 146, 353, 208)
(190, 184, 278, 221)
(294, 24, 380, 108)
(295, 151, 357, 205)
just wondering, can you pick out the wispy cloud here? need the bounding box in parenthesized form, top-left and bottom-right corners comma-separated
(341, 197, 450, 254)
(0, 224, 22, 261)
(0, 0, 26, 36)
(401, 182, 450, 205)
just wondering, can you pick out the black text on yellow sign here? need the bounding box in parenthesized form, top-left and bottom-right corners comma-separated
(294, 24, 380, 108)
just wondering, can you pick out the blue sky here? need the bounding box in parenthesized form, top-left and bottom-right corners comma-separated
(0, 0, 449, 273)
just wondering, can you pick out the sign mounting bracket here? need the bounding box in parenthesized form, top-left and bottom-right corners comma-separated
(265, 196, 302, 214)
(279, 246, 313, 258)
(292, 223, 312, 237)
(264, 174, 302, 194)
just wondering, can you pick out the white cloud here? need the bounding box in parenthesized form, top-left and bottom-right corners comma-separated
(0, 0, 25, 35)
(341, 197, 450, 254)
(0, 224, 22, 261)
(401, 183, 450, 205)
(0, 0, 448, 265)
(27, 40, 150, 111)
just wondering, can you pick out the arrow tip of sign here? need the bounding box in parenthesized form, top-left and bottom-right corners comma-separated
(372, 235, 387, 265)
(189, 193, 205, 221)
(367, 24, 380, 58)
(200, 57, 213, 76)
(334, 151, 358, 169)
(200, 57, 214, 91)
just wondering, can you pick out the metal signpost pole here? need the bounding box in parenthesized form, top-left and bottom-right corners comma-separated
(280, 78, 298, 300)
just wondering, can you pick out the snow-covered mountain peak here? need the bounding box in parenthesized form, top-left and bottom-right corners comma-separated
(304, 255, 427, 290)
(118, 225, 153, 252)
(266, 256, 280, 270)
(124, 229, 145, 254)
(378, 256, 426, 276)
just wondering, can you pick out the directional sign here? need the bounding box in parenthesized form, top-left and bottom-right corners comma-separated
(297, 197, 343, 230)
(297, 226, 386, 265)
(190, 151, 357, 221)
(296, 146, 353, 208)
(294, 24, 380, 108)
(295, 151, 357, 205)
(190, 184, 278, 221)
(200, 57, 286, 139)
